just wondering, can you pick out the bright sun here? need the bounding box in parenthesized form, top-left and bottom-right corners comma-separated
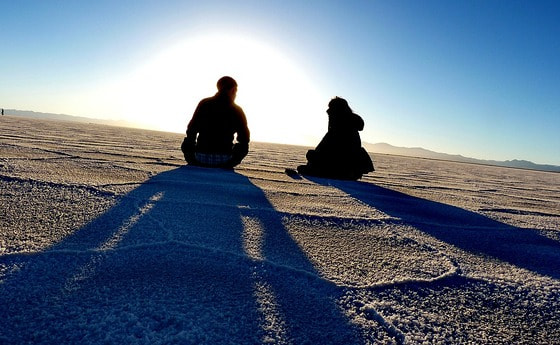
(98, 33, 327, 147)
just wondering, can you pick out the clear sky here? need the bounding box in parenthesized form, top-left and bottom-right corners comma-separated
(1, 1, 559, 165)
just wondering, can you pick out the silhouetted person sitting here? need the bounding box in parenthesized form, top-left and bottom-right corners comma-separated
(297, 97, 374, 180)
(181, 76, 250, 168)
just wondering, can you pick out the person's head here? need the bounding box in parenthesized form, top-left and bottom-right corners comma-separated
(217, 76, 238, 101)
(327, 96, 352, 116)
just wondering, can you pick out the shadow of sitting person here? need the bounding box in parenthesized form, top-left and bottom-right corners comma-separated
(0, 166, 363, 344)
(310, 177, 560, 280)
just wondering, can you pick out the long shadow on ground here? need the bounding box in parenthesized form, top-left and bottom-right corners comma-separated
(0, 166, 363, 344)
(316, 178, 560, 280)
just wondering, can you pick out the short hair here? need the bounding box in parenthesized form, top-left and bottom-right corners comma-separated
(217, 76, 237, 91)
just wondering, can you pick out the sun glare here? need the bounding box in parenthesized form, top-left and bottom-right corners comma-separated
(100, 34, 326, 146)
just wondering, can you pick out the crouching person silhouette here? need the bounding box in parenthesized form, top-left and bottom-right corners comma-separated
(181, 76, 250, 168)
(297, 97, 374, 180)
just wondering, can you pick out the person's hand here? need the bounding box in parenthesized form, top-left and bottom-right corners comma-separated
(184, 151, 196, 164)
(181, 137, 197, 164)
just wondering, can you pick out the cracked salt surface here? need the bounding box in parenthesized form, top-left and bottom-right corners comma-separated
(1, 116, 559, 344)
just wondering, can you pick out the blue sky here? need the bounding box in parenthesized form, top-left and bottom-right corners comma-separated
(1, 1, 559, 165)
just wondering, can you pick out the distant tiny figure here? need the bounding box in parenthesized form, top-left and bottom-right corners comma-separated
(181, 76, 250, 168)
(1, 109, 3, 116)
(297, 97, 374, 180)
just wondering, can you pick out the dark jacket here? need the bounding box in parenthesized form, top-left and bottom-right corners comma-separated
(300, 111, 374, 180)
(184, 92, 250, 155)
(317, 112, 364, 154)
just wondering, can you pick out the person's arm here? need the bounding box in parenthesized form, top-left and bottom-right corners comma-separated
(235, 108, 250, 145)
(182, 100, 206, 163)
(185, 103, 201, 143)
(231, 107, 250, 165)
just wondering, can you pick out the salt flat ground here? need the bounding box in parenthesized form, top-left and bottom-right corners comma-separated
(0, 116, 559, 345)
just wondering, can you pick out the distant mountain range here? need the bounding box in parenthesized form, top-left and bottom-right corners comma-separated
(3, 109, 138, 129)
(3, 109, 558, 173)
(364, 142, 560, 173)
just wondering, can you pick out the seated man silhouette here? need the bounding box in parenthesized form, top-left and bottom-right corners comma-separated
(297, 97, 374, 180)
(181, 76, 250, 168)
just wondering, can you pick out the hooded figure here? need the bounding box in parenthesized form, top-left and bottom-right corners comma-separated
(181, 76, 250, 168)
(297, 97, 374, 180)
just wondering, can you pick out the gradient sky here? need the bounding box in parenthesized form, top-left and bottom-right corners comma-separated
(1, 1, 559, 165)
